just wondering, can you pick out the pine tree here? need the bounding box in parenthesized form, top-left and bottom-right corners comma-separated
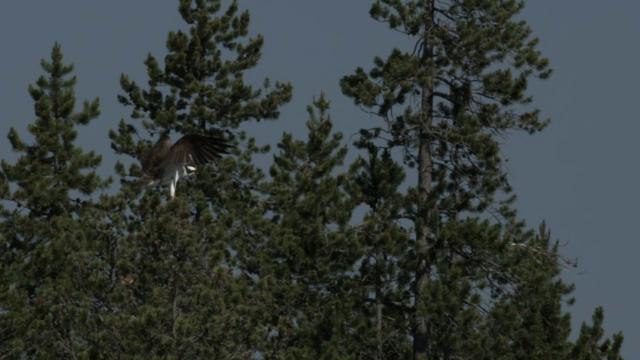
(344, 147, 414, 359)
(570, 307, 623, 360)
(340, 0, 622, 358)
(106, 0, 292, 357)
(258, 94, 364, 358)
(481, 223, 574, 358)
(0, 43, 110, 358)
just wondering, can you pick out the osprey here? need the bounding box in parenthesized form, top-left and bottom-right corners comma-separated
(136, 132, 231, 199)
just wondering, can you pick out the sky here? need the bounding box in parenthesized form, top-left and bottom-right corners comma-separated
(0, 1, 636, 356)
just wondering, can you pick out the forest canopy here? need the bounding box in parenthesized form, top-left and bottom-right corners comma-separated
(0, 1, 623, 359)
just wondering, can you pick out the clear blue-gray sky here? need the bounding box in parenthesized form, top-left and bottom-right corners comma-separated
(0, 1, 636, 356)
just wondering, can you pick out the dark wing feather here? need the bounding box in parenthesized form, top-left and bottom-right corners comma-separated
(162, 134, 231, 167)
(140, 135, 172, 174)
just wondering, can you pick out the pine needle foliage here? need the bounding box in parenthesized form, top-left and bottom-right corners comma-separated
(0, 43, 110, 359)
(104, 0, 292, 358)
(0, 1, 624, 359)
(339, 1, 623, 358)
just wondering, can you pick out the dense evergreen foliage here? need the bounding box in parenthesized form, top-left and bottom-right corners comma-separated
(0, 0, 623, 359)
(340, 1, 623, 358)
(0, 43, 111, 358)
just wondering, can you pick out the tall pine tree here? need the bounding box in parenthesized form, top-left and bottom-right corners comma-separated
(258, 94, 364, 357)
(340, 0, 622, 358)
(106, 0, 292, 357)
(0, 43, 110, 358)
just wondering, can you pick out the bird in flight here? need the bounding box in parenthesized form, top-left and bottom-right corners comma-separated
(136, 131, 231, 199)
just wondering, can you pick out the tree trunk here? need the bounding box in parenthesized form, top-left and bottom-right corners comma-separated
(413, 2, 434, 359)
(376, 252, 383, 360)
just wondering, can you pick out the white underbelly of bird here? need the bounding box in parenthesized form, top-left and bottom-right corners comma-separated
(144, 163, 197, 199)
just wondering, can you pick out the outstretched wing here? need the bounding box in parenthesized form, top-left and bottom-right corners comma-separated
(162, 134, 231, 167)
(140, 135, 172, 175)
